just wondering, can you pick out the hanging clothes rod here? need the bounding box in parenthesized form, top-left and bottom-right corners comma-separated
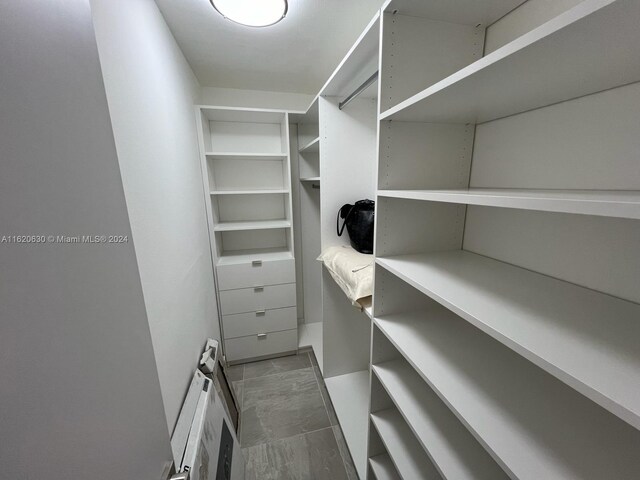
(338, 71, 378, 110)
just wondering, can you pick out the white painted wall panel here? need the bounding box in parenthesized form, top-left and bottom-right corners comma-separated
(0, 0, 172, 477)
(90, 0, 220, 431)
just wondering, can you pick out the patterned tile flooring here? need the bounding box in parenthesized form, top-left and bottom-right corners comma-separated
(227, 351, 359, 480)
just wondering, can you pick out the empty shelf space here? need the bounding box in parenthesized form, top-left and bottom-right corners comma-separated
(374, 309, 640, 479)
(376, 250, 640, 430)
(299, 137, 320, 153)
(216, 247, 293, 266)
(205, 152, 286, 160)
(213, 220, 291, 232)
(369, 454, 400, 480)
(300, 177, 320, 182)
(373, 360, 508, 480)
(381, 0, 640, 123)
(324, 370, 370, 479)
(378, 188, 640, 220)
(370, 409, 441, 480)
(210, 189, 288, 195)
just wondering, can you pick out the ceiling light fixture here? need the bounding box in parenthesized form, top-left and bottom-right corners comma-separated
(210, 0, 288, 27)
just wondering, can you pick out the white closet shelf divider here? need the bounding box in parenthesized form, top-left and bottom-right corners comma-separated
(300, 177, 321, 182)
(324, 370, 370, 478)
(374, 309, 640, 479)
(213, 219, 291, 232)
(210, 189, 288, 195)
(369, 453, 401, 480)
(298, 137, 320, 153)
(373, 360, 508, 480)
(370, 409, 441, 480)
(378, 188, 640, 220)
(380, 0, 640, 124)
(376, 250, 640, 430)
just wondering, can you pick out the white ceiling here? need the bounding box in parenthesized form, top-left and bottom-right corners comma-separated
(154, 0, 385, 95)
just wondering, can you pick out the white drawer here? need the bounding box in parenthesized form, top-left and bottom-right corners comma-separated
(222, 307, 297, 339)
(225, 329, 298, 362)
(219, 283, 296, 315)
(217, 258, 295, 291)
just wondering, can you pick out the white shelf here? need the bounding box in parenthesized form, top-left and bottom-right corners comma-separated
(369, 454, 400, 480)
(205, 152, 286, 160)
(373, 360, 508, 480)
(377, 250, 640, 430)
(216, 247, 293, 266)
(374, 308, 640, 479)
(299, 137, 320, 153)
(298, 322, 323, 373)
(381, 0, 640, 123)
(378, 188, 640, 220)
(213, 220, 291, 232)
(210, 189, 288, 195)
(300, 177, 320, 183)
(370, 409, 441, 480)
(324, 370, 370, 479)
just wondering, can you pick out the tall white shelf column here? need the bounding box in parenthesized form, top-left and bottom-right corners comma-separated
(367, 0, 640, 479)
(196, 106, 298, 364)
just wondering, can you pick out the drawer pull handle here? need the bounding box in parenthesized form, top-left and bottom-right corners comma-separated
(256, 310, 266, 316)
(252, 260, 263, 267)
(257, 333, 267, 339)
(254, 286, 264, 292)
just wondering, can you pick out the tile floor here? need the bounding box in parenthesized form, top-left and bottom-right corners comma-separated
(227, 350, 359, 480)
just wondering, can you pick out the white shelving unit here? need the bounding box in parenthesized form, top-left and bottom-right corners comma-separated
(381, 0, 640, 124)
(196, 106, 297, 363)
(374, 308, 640, 479)
(377, 250, 640, 429)
(372, 360, 508, 480)
(366, 0, 640, 479)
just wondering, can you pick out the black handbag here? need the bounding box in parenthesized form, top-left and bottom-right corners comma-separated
(336, 199, 375, 254)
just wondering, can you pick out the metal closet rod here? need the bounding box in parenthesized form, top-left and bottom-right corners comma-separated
(338, 71, 378, 110)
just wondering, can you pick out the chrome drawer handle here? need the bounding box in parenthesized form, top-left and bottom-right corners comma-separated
(252, 260, 263, 267)
(256, 310, 266, 316)
(254, 286, 264, 292)
(257, 333, 267, 339)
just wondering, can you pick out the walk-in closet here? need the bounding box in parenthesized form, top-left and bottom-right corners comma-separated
(4, 1, 640, 479)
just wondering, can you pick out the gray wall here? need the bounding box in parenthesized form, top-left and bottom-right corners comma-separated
(90, 0, 221, 431)
(0, 0, 173, 478)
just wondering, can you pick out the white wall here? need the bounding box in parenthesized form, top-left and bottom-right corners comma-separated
(0, 0, 173, 478)
(90, 0, 220, 431)
(202, 86, 315, 111)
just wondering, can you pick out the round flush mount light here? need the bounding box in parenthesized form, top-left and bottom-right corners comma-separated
(211, 0, 288, 27)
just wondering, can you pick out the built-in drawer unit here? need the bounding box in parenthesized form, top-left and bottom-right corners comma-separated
(225, 329, 298, 363)
(222, 306, 297, 339)
(219, 283, 296, 316)
(216, 258, 295, 291)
